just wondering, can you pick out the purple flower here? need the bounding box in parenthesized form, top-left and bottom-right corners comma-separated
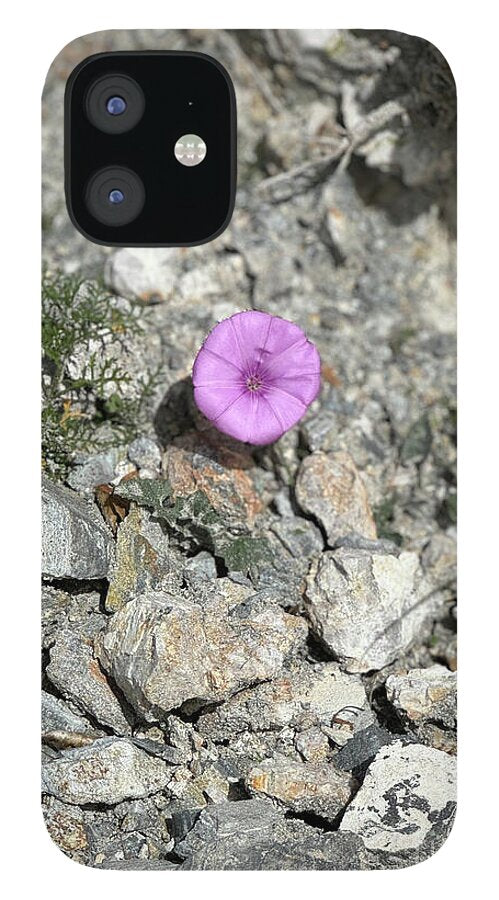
(192, 310, 321, 445)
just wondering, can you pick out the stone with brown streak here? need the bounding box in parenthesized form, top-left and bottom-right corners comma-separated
(46, 628, 131, 735)
(163, 431, 271, 528)
(42, 738, 172, 805)
(295, 450, 376, 545)
(386, 665, 456, 734)
(246, 754, 356, 821)
(96, 579, 308, 720)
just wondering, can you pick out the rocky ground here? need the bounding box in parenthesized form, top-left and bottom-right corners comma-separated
(41, 29, 456, 869)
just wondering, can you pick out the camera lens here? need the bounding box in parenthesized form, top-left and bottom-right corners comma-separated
(106, 96, 127, 116)
(85, 75, 144, 134)
(108, 189, 125, 204)
(85, 167, 145, 226)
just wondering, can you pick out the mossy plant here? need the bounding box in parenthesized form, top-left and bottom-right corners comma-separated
(42, 270, 162, 480)
(115, 477, 272, 576)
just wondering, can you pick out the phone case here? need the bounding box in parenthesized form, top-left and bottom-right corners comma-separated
(42, 29, 457, 871)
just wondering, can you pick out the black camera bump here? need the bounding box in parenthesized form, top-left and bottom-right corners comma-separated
(65, 52, 237, 246)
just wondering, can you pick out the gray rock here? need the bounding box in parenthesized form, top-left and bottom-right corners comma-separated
(127, 436, 162, 472)
(46, 628, 131, 735)
(184, 551, 218, 580)
(42, 737, 173, 805)
(269, 516, 324, 559)
(295, 451, 377, 546)
(178, 800, 367, 869)
(340, 740, 456, 853)
(181, 828, 367, 870)
(42, 477, 114, 579)
(305, 547, 436, 672)
(386, 665, 456, 729)
(175, 799, 281, 859)
(334, 723, 399, 772)
(42, 691, 94, 735)
(105, 505, 181, 612)
(67, 448, 124, 496)
(96, 580, 307, 720)
(246, 754, 356, 821)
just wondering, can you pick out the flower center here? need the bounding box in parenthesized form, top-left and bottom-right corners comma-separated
(246, 374, 263, 392)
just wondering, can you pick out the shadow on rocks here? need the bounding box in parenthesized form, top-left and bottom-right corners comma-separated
(153, 375, 261, 471)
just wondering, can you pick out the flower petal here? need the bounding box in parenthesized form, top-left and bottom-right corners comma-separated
(192, 345, 244, 387)
(198, 316, 248, 371)
(193, 384, 246, 423)
(213, 391, 284, 445)
(263, 385, 310, 433)
(262, 337, 320, 386)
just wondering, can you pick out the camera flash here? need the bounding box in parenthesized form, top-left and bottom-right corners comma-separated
(174, 134, 207, 167)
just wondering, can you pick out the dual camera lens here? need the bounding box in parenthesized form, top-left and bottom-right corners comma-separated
(84, 74, 145, 226)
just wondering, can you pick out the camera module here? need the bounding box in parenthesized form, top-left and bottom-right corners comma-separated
(66, 52, 237, 244)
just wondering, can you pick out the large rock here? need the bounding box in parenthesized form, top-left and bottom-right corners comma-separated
(385, 664, 457, 752)
(176, 799, 367, 870)
(295, 451, 376, 545)
(246, 754, 356, 821)
(42, 691, 94, 736)
(96, 580, 307, 720)
(305, 547, 434, 672)
(181, 826, 367, 870)
(340, 740, 456, 853)
(46, 628, 131, 734)
(42, 477, 114, 579)
(198, 661, 373, 748)
(175, 798, 281, 859)
(41, 737, 173, 805)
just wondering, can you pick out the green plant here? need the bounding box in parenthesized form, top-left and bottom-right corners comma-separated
(42, 270, 162, 480)
(114, 477, 272, 576)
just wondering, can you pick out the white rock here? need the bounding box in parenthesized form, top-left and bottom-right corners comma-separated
(340, 740, 456, 852)
(104, 247, 183, 301)
(305, 547, 436, 672)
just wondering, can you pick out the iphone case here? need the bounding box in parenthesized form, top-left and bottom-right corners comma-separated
(42, 29, 457, 870)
